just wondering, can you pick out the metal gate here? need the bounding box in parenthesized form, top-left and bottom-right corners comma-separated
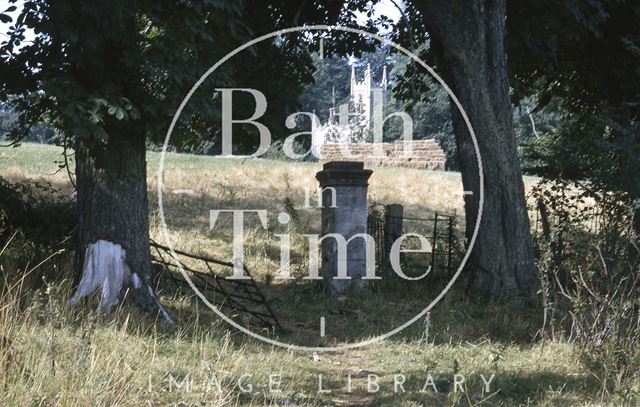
(368, 206, 458, 277)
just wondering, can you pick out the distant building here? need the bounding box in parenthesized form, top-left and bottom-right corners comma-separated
(315, 63, 388, 149)
(313, 62, 447, 170)
(350, 63, 387, 128)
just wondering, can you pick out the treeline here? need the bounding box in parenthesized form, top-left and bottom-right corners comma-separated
(0, 104, 56, 144)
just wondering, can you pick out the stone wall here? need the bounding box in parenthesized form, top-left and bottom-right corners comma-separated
(318, 139, 446, 170)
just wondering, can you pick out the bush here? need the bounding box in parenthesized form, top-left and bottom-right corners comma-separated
(0, 177, 76, 291)
(533, 179, 640, 398)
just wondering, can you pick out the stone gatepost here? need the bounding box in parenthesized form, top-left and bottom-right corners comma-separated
(316, 161, 373, 294)
(384, 204, 404, 274)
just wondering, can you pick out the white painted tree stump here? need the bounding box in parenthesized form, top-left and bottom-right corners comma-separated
(69, 240, 132, 311)
(69, 240, 173, 323)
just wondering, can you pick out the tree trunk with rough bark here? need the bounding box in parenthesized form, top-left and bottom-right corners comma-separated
(70, 130, 172, 322)
(415, 0, 539, 302)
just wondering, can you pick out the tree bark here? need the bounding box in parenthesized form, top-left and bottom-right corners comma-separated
(415, 0, 539, 302)
(72, 130, 171, 320)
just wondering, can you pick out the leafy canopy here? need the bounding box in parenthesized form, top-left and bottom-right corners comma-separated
(0, 0, 373, 153)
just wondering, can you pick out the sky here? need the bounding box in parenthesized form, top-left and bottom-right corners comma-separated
(356, 0, 403, 27)
(0, 0, 33, 44)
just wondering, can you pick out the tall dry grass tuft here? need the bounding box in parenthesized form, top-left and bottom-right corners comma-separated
(0, 231, 313, 406)
(1, 235, 216, 405)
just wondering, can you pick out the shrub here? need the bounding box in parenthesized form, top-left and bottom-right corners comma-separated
(533, 179, 640, 398)
(0, 177, 76, 291)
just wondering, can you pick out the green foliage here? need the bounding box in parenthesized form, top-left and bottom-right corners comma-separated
(298, 54, 352, 124)
(0, 1, 374, 153)
(509, 0, 640, 197)
(382, 50, 557, 171)
(508, 0, 640, 110)
(532, 180, 639, 397)
(0, 102, 56, 143)
(523, 107, 640, 199)
(0, 177, 75, 247)
(1, 0, 257, 149)
(0, 177, 76, 292)
(379, 0, 639, 187)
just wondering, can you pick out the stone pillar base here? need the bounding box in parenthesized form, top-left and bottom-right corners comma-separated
(316, 161, 373, 294)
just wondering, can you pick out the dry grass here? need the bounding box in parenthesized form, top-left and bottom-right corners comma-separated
(0, 143, 635, 406)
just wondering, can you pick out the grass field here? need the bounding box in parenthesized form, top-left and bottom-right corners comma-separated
(0, 143, 634, 406)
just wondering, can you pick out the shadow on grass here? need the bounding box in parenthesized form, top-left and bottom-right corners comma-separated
(232, 367, 601, 407)
(154, 271, 543, 348)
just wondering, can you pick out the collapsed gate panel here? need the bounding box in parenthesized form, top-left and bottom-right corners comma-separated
(150, 241, 281, 330)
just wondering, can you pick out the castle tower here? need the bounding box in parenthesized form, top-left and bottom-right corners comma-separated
(349, 64, 387, 129)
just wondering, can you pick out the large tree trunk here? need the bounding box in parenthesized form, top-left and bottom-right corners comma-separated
(415, 0, 538, 302)
(70, 130, 172, 321)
